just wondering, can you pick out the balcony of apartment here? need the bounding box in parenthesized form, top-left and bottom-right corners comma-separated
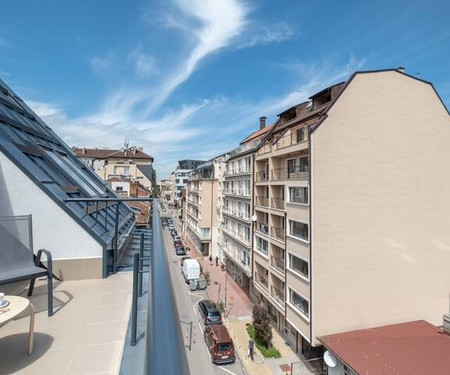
(222, 207, 251, 223)
(271, 164, 309, 182)
(221, 244, 251, 276)
(256, 142, 272, 160)
(224, 189, 251, 199)
(273, 128, 309, 157)
(270, 245, 285, 276)
(186, 209, 200, 221)
(255, 196, 269, 208)
(187, 197, 200, 208)
(254, 271, 269, 294)
(255, 221, 269, 236)
(270, 284, 285, 309)
(270, 225, 285, 243)
(221, 224, 251, 247)
(223, 167, 251, 178)
(271, 197, 285, 211)
(255, 170, 269, 184)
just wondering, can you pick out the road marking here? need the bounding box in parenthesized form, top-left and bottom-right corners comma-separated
(217, 366, 238, 375)
(191, 295, 204, 315)
(198, 321, 204, 334)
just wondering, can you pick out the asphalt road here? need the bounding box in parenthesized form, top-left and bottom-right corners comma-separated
(160, 203, 246, 375)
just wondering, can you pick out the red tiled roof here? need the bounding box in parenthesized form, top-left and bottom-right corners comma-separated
(74, 147, 153, 160)
(319, 320, 450, 375)
(240, 123, 275, 144)
(106, 176, 129, 182)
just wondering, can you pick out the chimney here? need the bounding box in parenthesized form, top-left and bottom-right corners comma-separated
(259, 116, 267, 130)
(82, 147, 86, 154)
(444, 295, 450, 335)
(396, 66, 405, 73)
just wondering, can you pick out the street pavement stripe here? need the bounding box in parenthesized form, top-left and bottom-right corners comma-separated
(217, 366, 238, 375)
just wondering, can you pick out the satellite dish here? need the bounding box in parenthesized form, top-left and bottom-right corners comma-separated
(324, 351, 337, 368)
(251, 215, 257, 222)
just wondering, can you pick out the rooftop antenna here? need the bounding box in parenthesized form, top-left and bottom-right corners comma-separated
(124, 138, 129, 149)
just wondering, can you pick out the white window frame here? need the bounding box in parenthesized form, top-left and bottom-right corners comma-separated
(286, 186, 309, 206)
(287, 251, 310, 281)
(287, 287, 310, 322)
(287, 218, 310, 243)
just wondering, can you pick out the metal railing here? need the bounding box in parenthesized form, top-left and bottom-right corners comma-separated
(256, 222, 269, 235)
(275, 130, 308, 150)
(271, 197, 285, 210)
(270, 285, 285, 306)
(271, 226, 285, 242)
(255, 196, 269, 207)
(255, 171, 269, 182)
(144, 202, 189, 375)
(271, 166, 309, 181)
(255, 273, 269, 291)
(271, 255, 285, 274)
(290, 358, 326, 375)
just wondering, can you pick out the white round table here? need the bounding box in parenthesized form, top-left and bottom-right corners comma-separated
(0, 296, 35, 354)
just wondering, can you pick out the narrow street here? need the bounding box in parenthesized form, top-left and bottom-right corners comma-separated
(160, 205, 247, 375)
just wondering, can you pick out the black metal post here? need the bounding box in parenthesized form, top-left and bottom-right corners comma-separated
(131, 252, 139, 346)
(113, 202, 120, 274)
(138, 232, 144, 297)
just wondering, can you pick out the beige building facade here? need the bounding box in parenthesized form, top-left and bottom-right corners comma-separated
(74, 146, 154, 191)
(185, 161, 219, 257)
(252, 69, 450, 356)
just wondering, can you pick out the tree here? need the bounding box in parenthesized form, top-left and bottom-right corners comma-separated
(252, 305, 273, 347)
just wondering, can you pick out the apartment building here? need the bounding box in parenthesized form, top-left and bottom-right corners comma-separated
(219, 118, 273, 291)
(252, 68, 450, 357)
(185, 158, 225, 257)
(170, 159, 205, 206)
(74, 146, 154, 191)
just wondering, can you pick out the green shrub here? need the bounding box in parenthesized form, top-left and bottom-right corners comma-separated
(204, 271, 210, 284)
(252, 305, 273, 347)
(217, 300, 225, 314)
(246, 324, 281, 358)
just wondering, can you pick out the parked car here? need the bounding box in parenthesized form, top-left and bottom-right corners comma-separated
(182, 259, 200, 283)
(198, 300, 222, 325)
(204, 324, 235, 364)
(173, 239, 182, 248)
(168, 224, 175, 231)
(180, 256, 191, 267)
(171, 230, 178, 238)
(175, 245, 186, 256)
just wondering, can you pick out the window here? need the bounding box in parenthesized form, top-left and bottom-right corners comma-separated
(288, 220, 309, 242)
(289, 288, 309, 318)
(296, 128, 306, 143)
(287, 159, 296, 173)
(288, 253, 309, 279)
(299, 157, 309, 173)
(255, 236, 268, 255)
(176, 179, 180, 184)
(123, 166, 130, 176)
(289, 187, 309, 204)
(116, 186, 123, 191)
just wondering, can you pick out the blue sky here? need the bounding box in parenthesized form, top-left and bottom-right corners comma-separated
(1, 0, 450, 179)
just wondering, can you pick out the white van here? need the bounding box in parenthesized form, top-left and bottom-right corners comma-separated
(182, 259, 200, 283)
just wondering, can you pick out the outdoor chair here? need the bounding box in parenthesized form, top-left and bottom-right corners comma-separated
(0, 215, 54, 316)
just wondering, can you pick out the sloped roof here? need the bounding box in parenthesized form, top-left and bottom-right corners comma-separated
(74, 147, 153, 160)
(137, 164, 154, 181)
(0, 78, 135, 246)
(240, 123, 275, 144)
(319, 320, 450, 375)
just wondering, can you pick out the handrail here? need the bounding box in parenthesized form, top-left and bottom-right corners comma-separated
(145, 201, 189, 375)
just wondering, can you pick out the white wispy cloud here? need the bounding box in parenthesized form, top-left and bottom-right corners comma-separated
(239, 21, 296, 48)
(128, 47, 159, 78)
(147, 0, 248, 111)
(90, 52, 116, 73)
